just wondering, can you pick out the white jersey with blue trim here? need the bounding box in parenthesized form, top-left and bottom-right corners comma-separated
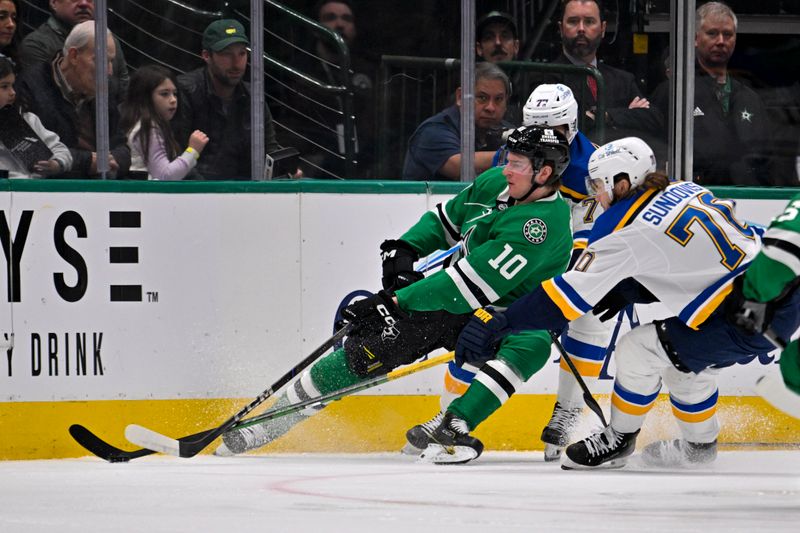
(542, 181, 762, 330)
(557, 132, 602, 251)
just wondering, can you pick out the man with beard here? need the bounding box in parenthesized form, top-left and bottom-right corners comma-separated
(476, 11, 519, 64)
(18, 0, 128, 99)
(651, 2, 770, 185)
(475, 11, 524, 123)
(173, 19, 279, 180)
(546, 0, 658, 143)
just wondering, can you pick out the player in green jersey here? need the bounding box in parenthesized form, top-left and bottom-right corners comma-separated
(215, 125, 573, 457)
(730, 194, 800, 416)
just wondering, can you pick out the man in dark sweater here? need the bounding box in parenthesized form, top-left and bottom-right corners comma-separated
(15, 20, 130, 178)
(173, 19, 279, 180)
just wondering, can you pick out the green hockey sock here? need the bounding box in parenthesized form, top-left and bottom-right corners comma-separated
(309, 348, 363, 395)
(780, 341, 800, 395)
(447, 379, 502, 430)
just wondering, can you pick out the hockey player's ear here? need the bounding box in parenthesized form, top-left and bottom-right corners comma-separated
(534, 163, 553, 184)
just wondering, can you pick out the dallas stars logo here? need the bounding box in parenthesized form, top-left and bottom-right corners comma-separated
(523, 218, 547, 244)
(740, 108, 753, 122)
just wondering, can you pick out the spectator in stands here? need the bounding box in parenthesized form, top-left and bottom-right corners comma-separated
(547, 0, 658, 142)
(18, 0, 129, 99)
(0, 55, 72, 178)
(173, 19, 279, 180)
(475, 11, 519, 63)
(402, 62, 513, 181)
(121, 65, 208, 181)
(14, 20, 130, 178)
(281, 0, 377, 179)
(651, 2, 771, 185)
(475, 10, 524, 123)
(0, 0, 19, 64)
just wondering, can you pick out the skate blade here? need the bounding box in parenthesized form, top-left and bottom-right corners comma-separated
(213, 442, 236, 457)
(400, 442, 424, 456)
(418, 443, 478, 465)
(560, 455, 628, 470)
(543, 444, 564, 462)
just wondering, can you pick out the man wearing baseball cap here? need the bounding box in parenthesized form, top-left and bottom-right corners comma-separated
(173, 19, 280, 179)
(476, 11, 519, 63)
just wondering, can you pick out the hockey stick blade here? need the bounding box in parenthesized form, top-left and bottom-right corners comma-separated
(124, 324, 351, 458)
(69, 424, 212, 462)
(125, 425, 180, 456)
(755, 373, 800, 419)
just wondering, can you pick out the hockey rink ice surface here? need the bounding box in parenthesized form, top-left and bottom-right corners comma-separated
(1, 450, 799, 532)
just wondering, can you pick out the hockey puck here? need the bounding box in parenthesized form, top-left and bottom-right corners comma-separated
(108, 455, 130, 463)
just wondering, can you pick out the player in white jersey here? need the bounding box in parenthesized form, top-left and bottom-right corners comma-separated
(455, 137, 800, 469)
(404, 83, 621, 460)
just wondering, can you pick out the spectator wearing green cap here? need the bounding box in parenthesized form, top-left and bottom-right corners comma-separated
(172, 19, 280, 180)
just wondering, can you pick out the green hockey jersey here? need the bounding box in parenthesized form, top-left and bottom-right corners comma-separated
(395, 166, 573, 314)
(744, 194, 800, 303)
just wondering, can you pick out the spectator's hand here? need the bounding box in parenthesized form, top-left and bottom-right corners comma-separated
(32, 160, 62, 176)
(188, 130, 209, 153)
(88, 153, 119, 175)
(628, 96, 650, 109)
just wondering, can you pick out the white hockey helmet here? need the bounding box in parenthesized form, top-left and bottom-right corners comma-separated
(587, 137, 657, 196)
(522, 83, 579, 143)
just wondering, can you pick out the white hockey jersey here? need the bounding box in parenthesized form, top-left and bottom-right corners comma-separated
(541, 181, 762, 329)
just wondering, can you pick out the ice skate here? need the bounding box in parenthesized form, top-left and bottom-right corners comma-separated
(402, 411, 444, 455)
(540, 401, 583, 462)
(561, 426, 639, 470)
(418, 412, 484, 464)
(641, 439, 718, 467)
(214, 393, 311, 456)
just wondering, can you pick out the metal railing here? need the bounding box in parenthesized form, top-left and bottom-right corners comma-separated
(376, 57, 607, 179)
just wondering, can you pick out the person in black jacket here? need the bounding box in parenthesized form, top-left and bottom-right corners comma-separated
(537, 0, 660, 144)
(651, 2, 771, 185)
(14, 20, 130, 178)
(172, 19, 280, 180)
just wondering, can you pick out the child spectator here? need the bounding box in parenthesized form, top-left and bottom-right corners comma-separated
(121, 65, 208, 180)
(0, 55, 72, 178)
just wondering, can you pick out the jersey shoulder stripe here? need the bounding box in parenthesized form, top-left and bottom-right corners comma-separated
(559, 184, 588, 202)
(437, 202, 461, 245)
(762, 230, 800, 276)
(588, 188, 659, 243)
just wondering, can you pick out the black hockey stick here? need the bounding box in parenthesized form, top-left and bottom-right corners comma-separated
(69, 324, 351, 462)
(549, 331, 608, 426)
(127, 351, 455, 454)
(73, 350, 454, 461)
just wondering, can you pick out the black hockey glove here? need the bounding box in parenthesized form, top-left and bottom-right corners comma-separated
(725, 276, 772, 335)
(380, 239, 424, 291)
(456, 308, 511, 366)
(341, 290, 406, 331)
(592, 290, 631, 322)
(592, 278, 658, 322)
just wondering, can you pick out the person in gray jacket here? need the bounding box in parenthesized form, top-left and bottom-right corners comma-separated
(17, 0, 128, 99)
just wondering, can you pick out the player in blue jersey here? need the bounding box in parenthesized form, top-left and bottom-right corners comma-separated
(405, 83, 624, 461)
(455, 137, 800, 469)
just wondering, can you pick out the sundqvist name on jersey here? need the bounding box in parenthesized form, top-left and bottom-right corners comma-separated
(641, 182, 706, 225)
